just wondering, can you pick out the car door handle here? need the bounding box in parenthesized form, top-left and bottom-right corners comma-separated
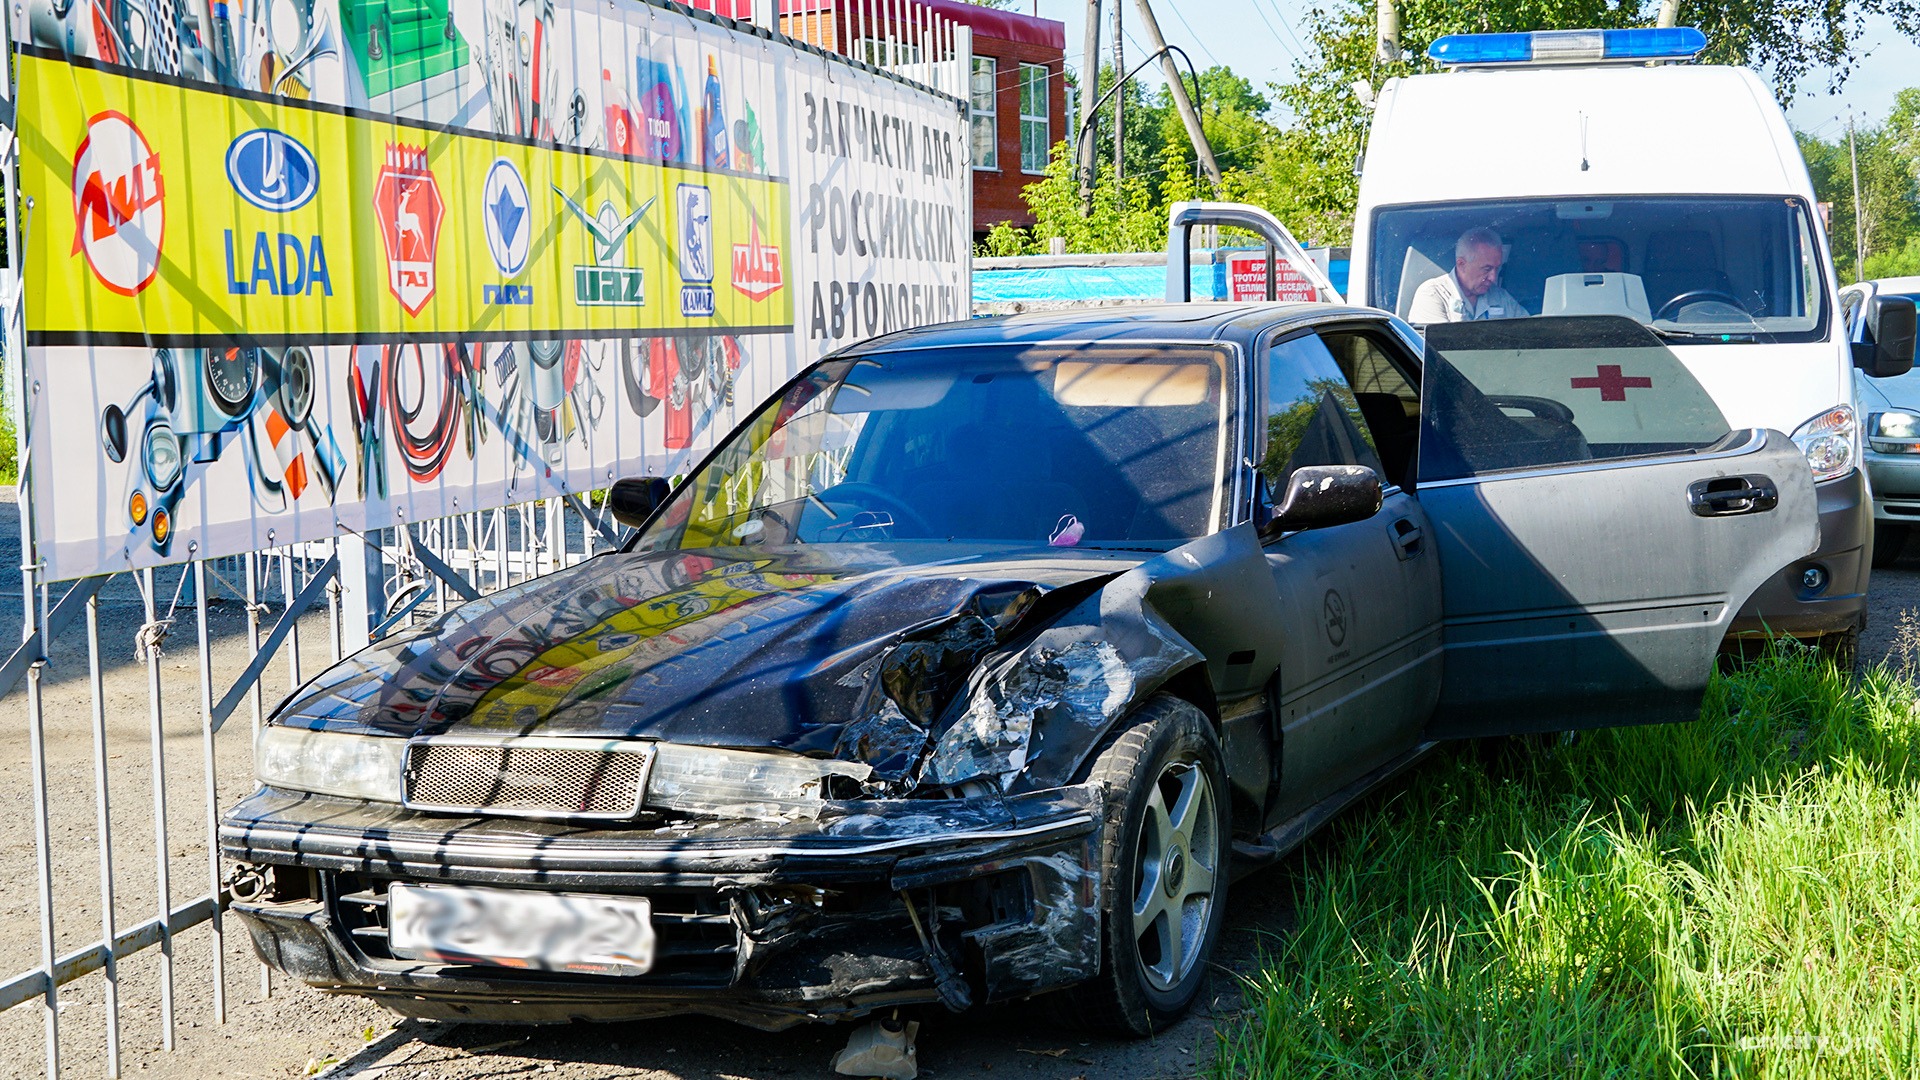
(1389, 518, 1422, 560)
(1688, 475, 1779, 517)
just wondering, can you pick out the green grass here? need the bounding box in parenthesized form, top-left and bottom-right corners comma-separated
(1215, 647, 1920, 1079)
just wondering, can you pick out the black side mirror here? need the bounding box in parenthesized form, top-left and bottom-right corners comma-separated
(607, 477, 671, 529)
(1258, 465, 1383, 539)
(1854, 294, 1917, 379)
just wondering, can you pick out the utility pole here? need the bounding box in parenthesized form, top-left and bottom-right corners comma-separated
(1131, 0, 1222, 195)
(1111, 0, 1124, 187)
(1078, 0, 1102, 215)
(1375, 0, 1399, 61)
(1848, 110, 1866, 282)
(1655, 0, 1681, 27)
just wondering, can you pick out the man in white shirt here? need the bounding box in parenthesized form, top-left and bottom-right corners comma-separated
(1407, 227, 1530, 323)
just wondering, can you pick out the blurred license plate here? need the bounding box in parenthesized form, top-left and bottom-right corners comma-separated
(387, 885, 655, 976)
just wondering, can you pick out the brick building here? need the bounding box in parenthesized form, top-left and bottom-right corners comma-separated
(774, 0, 1067, 243)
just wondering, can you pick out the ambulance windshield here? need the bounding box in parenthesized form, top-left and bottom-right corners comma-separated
(1372, 196, 1828, 343)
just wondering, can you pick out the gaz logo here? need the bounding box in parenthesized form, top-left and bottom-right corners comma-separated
(225, 129, 318, 213)
(71, 111, 166, 297)
(371, 144, 445, 316)
(731, 216, 783, 300)
(676, 182, 715, 317)
(481, 157, 530, 277)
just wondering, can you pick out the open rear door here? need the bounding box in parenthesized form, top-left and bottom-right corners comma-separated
(1415, 317, 1819, 738)
(1163, 202, 1344, 304)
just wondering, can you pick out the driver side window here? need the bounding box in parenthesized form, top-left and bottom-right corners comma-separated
(1260, 333, 1383, 497)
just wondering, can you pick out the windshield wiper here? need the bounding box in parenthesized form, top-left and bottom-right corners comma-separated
(1646, 325, 1761, 344)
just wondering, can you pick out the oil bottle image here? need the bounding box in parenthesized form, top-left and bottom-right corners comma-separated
(700, 54, 728, 168)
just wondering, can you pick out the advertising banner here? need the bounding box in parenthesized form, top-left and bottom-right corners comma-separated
(14, 0, 968, 581)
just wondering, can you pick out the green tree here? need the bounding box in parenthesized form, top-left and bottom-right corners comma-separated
(1263, 0, 1920, 245)
(1799, 89, 1920, 283)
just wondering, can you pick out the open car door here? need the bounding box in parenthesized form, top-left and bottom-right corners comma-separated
(1415, 316, 1820, 738)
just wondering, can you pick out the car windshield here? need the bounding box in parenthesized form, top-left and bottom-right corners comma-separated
(636, 344, 1235, 550)
(1372, 196, 1828, 342)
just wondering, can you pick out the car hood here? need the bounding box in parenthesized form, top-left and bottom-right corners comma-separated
(276, 543, 1151, 774)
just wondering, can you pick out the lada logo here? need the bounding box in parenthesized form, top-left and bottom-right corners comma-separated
(372, 144, 446, 316)
(71, 111, 165, 296)
(554, 183, 652, 307)
(731, 216, 783, 300)
(225, 129, 318, 212)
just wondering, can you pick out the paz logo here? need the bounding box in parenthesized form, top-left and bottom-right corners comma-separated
(71, 111, 165, 296)
(481, 157, 530, 277)
(676, 182, 715, 317)
(371, 144, 445, 316)
(731, 216, 783, 300)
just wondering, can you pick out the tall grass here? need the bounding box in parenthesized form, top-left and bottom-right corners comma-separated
(1216, 646, 1920, 1079)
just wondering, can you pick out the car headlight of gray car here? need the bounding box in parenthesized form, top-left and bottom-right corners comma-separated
(254, 726, 871, 820)
(1869, 410, 1920, 455)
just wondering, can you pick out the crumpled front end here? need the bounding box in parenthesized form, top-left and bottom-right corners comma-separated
(221, 782, 1105, 1028)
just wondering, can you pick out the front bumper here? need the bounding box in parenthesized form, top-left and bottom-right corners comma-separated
(1867, 452, 1920, 523)
(1730, 467, 1869, 639)
(219, 784, 1104, 1028)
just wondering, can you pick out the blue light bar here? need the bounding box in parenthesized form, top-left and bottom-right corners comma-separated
(1428, 27, 1708, 67)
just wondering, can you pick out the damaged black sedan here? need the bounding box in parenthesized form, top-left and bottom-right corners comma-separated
(222, 307, 1820, 1036)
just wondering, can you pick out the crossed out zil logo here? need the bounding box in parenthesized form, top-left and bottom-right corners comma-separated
(554, 182, 652, 307)
(223, 128, 330, 297)
(373, 144, 446, 316)
(71, 111, 165, 296)
(676, 183, 715, 317)
(481, 158, 532, 306)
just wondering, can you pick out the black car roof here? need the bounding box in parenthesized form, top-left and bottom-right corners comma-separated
(839, 302, 1395, 356)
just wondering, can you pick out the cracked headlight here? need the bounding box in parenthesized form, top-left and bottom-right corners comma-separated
(1791, 405, 1856, 482)
(255, 726, 405, 802)
(1869, 410, 1920, 454)
(645, 743, 871, 820)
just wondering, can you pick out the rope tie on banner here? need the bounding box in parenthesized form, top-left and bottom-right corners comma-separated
(132, 568, 191, 661)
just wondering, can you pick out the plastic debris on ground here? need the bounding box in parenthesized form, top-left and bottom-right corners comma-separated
(830, 1016, 921, 1079)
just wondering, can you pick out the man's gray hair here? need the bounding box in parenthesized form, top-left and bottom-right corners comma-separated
(1457, 227, 1504, 259)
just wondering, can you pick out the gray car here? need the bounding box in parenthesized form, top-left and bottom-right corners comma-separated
(1846, 276, 1920, 565)
(221, 305, 1818, 1037)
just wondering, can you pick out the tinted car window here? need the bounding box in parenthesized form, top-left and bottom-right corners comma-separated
(1418, 316, 1734, 482)
(1261, 333, 1384, 494)
(640, 345, 1233, 549)
(1321, 329, 1421, 488)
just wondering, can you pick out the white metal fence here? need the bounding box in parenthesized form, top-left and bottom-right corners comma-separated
(0, 497, 622, 1078)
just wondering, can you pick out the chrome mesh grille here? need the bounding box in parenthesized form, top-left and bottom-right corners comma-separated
(403, 741, 650, 818)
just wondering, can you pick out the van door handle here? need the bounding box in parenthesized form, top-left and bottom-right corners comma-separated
(1688, 475, 1779, 517)
(1389, 518, 1422, 560)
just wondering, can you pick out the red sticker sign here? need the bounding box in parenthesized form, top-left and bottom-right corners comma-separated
(1570, 364, 1652, 401)
(372, 144, 446, 316)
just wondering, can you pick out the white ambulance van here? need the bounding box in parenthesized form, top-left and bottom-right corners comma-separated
(1349, 27, 1915, 649)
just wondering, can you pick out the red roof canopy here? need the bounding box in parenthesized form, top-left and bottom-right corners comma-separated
(778, 0, 1065, 50)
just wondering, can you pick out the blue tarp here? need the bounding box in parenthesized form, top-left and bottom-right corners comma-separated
(973, 256, 1352, 305)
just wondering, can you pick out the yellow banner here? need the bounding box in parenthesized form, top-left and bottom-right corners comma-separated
(20, 53, 794, 343)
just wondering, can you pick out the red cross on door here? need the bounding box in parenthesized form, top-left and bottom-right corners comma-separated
(1570, 364, 1653, 401)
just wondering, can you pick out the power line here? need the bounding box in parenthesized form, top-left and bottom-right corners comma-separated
(1161, 2, 1221, 69)
(1244, 0, 1301, 65)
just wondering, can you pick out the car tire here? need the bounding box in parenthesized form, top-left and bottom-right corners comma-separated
(1063, 694, 1229, 1037)
(1873, 522, 1910, 568)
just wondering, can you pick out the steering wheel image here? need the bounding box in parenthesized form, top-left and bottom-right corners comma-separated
(817, 482, 936, 537)
(1654, 289, 1748, 322)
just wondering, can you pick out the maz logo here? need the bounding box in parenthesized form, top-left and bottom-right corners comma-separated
(225, 129, 319, 213)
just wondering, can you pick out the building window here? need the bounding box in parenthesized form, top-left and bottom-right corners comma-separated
(1019, 63, 1049, 173)
(971, 56, 997, 170)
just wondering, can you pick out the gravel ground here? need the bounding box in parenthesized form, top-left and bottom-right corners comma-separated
(8, 491, 1920, 1080)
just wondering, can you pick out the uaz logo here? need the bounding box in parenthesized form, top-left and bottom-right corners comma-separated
(225, 129, 319, 213)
